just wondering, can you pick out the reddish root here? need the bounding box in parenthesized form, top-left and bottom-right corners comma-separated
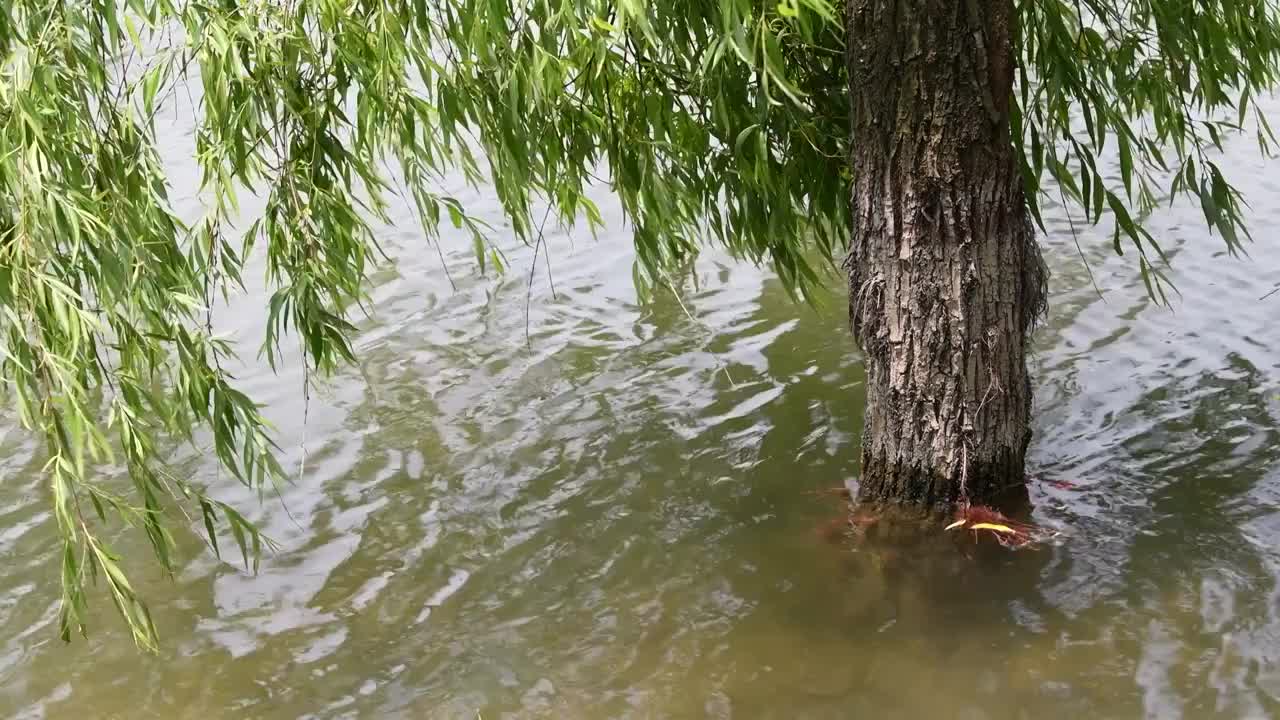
(945, 505, 1056, 550)
(814, 516, 853, 544)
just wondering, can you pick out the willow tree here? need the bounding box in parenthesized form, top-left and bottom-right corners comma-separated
(0, 0, 1275, 645)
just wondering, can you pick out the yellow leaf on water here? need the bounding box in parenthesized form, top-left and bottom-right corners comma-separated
(970, 522, 1017, 534)
(944, 520, 967, 531)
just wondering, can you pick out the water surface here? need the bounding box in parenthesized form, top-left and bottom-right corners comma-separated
(0, 95, 1278, 719)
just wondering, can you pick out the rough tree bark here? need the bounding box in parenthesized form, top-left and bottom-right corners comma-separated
(844, 0, 1048, 508)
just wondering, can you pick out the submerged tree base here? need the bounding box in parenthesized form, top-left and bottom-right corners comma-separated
(855, 452, 1033, 510)
(811, 490, 1060, 633)
(814, 485, 1056, 553)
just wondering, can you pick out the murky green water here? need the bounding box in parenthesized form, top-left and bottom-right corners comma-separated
(2, 87, 1280, 719)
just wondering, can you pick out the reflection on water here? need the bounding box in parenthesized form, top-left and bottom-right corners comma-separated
(1, 98, 1279, 719)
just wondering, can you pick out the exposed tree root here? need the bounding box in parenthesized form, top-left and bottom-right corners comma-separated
(810, 486, 1059, 551)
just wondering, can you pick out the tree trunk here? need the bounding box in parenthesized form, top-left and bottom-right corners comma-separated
(844, 0, 1047, 508)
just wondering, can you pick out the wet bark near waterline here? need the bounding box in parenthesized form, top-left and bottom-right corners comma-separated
(844, 0, 1048, 508)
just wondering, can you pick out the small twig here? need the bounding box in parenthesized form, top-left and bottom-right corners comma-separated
(388, 162, 457, 291)
(543, 234, 558, 300)
(433, 237, 457, 291)
(1059, 185, 1103, 300)
(298, 366, 310, 482)
(525, 204, 556, 346)
(664, 275, 739, 389)
(271, 480, 305, 534)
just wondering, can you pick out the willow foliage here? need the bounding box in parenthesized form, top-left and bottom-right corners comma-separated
(0, 0, 1276, 648)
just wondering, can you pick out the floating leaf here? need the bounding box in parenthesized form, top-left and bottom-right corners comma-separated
(969, 523, 1018, 535)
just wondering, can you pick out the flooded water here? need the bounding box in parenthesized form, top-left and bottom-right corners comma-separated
(1, 91, 1279, 718)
